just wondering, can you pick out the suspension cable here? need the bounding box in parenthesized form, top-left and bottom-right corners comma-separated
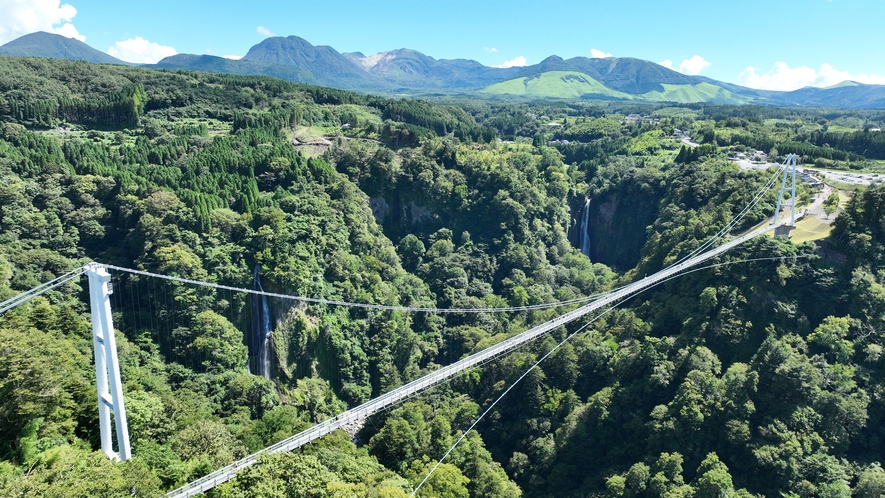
(96, 263, 624, 314)
(408, 252, 811, 496)
(0, 267, 87, 315)
(663, 161, 784, 272)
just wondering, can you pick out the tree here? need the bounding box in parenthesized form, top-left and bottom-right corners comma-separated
(172, 419, 246, 468)
(185, 310, 248, 372)
(398, 234, 426, 272)
(405, 456, 469, 498)
(692, 453, 734, 498)
(808, 316, 853, 363)
(823, 191, 840, 219)
(0, 324, 92, 457)
(222, 452, 342, 498)
(0, 446, 161, 497)
(292, 377, 346, 423)
(855, 464, 885, 498)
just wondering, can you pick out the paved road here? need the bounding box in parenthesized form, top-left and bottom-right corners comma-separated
(804, 184, 838, 223)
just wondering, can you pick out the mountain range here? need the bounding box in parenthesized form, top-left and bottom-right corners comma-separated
(2, 32, 884, 109)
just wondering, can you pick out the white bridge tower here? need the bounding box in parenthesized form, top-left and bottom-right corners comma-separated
(772, 153, 799, 237)
(86, 264, 131, 460)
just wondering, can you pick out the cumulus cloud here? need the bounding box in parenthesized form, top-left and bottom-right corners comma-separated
(590, 48, 611, 58)
(493, 56, 527, 68)
(657, 56, 711, 75)
(257, 26, 275, 37)
(0, 0, 85, 44)
(52, 21, 83, 41)
(107, 37, 177, 64)
(738, 62, 885, 91)
(222, 55, 243, 60)
(678, 55, 711, 75)
(484, 46, 498, 53)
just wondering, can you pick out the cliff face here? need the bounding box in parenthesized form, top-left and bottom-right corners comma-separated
(583, 180, 664, 271)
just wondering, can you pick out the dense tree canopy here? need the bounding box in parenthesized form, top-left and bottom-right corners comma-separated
(1, 55, 885, 497)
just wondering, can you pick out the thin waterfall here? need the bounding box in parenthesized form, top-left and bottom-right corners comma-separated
(579, 198, 591, 257)
(251, 264, 273, 379)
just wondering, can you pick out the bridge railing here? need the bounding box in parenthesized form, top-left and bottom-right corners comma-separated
(166, 224, 778, 498)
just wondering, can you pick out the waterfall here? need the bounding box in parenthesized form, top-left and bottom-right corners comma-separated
(579, 198, 591, 257)
(251, 264, 273, 379)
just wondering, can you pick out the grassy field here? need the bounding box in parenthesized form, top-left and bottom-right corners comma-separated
(789, 216, 835, 243)
(826, 125, 859, 133)
(640, 83, 751, 105)
(762, 216, 834, 243)
(482, 72, 761, 104)
(651, 107, 701, 119)
(480, 71, 632, 99)
(832, 182, 867, 192)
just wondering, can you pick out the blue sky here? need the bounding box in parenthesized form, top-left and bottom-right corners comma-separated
(1, 0, 883, 91)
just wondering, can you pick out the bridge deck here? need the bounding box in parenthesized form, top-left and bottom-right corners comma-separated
(167, 224, 777, 498)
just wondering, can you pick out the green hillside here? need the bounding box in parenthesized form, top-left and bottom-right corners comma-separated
(480, 71, 633, 99)
(824, 80, 861, 89)
(640, 82, 752, 104)
(480, 72, 748, 104)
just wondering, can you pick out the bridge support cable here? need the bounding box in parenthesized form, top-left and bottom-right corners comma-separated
(87, 264, 132, 461)
(95, 263, 619, 315)
(411, 302, 621, 497)
(772, 153, 799, 237)
(165, 223, 780, 498)
(0, 267, 86, 315)
(668, 163, 784, 270)
(409, 252, 811, 496)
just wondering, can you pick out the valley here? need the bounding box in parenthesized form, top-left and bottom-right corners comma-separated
(0, 53, 884, 498)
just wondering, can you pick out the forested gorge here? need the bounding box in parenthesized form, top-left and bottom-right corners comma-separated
(1, 55, 885, 497)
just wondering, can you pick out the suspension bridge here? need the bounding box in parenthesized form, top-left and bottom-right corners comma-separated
(0, 155, 802, 497)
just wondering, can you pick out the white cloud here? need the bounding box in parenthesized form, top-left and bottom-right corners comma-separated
(657, 56, 711, 75)
(590, 48, 611, 59)
(678, 55, 711, 75)
(52, 21, 83, 41)
(257, 26, 275, 37)
(738, 62, 885, 91)
(493, 56, 527, 68)
(0, 0, 86, 45)
(222, 55, 243, 60)
(484, 46, 498, 53)
(107, 37, 177, 64)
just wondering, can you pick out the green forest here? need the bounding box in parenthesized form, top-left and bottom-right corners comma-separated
(1, 55, 885, 497)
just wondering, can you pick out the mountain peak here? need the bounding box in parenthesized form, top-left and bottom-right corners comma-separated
(541, 55, 565, 63)
(823, 80, 861, 90)
(343, 51, 395, 70)
(0, 31, 128, 65)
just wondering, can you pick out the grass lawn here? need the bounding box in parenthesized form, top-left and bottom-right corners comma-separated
(826, 125, 859, 133)
(789, 216, 835, 243)
(481, 71, 633, 99)
(764, 216, 834, 243)
(833, 182, 867, 192)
